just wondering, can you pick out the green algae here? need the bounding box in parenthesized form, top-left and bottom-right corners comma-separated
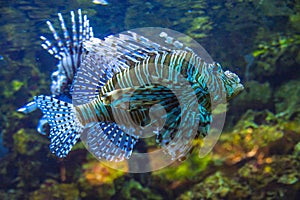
(278, 174, 299, 185)
(177, 171, 251, 200)
(120, 179, 162, 200)
(251, 34, 300, 78)
(12, 128, 46, 156)
(154, 149, 211, 181)
(178, 110, 300, 199)
(294, 142, 300, 156)
(30, 180, 80, 200)
(3, 80, 25, 98)
(274, 80, 300, 120)
(235, 81, 272, 111)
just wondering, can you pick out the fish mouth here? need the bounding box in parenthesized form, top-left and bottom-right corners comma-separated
(236, 83, 244, 94)
(224, 70, 244, 98)
(226, 82, 244, 101)
(230, 83, 244, 100)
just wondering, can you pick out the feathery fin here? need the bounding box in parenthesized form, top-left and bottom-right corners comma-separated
(82, 122, 138, 161)
(34, 95, 82, 157)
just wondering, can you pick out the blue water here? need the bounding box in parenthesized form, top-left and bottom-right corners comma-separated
(0, 132, 8, 158)
(0, 0, 299, 199)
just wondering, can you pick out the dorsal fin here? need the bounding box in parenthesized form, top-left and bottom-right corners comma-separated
(159, 31, 194, 52)
(72, 52, 113, 105)
(72, 31, 172, 105)
(83, 32, 171, 67)
(40, 9, 93, 61)
(40, 9, 94, 96)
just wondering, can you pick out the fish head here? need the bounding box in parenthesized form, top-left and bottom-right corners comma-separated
(223, 70, 244, 101)
(208, 62, 243, 102)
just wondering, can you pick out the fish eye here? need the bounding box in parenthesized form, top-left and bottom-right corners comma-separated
(225, 70, 240, 83)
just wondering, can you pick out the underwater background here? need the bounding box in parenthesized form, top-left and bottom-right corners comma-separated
(0, 0, 300, 199)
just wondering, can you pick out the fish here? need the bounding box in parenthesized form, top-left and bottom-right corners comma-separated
(17, 9, 243, 161)
(92, 0, 109, 5)
(33, 31, 244, 161)
(18, 9, 93, 134)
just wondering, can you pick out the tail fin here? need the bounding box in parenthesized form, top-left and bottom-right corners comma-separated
(34, 95, 82, 158)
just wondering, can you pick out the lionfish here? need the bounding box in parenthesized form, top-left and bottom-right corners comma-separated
(18, 9, 244, 161)
(18, 9, 93, 135)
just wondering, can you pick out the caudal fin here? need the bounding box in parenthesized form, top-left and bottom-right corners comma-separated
(34, 95, 82, 158)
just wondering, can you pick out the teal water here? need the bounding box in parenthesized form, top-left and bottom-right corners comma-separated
(0, 0, 299, 199)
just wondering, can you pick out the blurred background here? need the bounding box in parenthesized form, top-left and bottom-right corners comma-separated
(0, 0, 299, 199)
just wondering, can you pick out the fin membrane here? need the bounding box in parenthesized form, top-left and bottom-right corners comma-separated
(83, 122, 138, 161)
(72, 52, 112, 105)
(34, 95, 82, 157)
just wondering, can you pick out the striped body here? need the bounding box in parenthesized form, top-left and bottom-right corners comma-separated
(73, 43, 241, 153)
(32, 26, 244, 160)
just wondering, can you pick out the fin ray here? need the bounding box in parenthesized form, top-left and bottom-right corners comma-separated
(82, 122, 138, 161)
(34, 95, 82, 157)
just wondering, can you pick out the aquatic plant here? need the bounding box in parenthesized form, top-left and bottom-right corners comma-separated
(255, 0, 293, 17)
(232, 81, 272, 111)
(289, 0, 300, 32)
(81, 161, 124, 186)
(125, 0, 212, 39)
(30, 180, 80, 200)
(213, 110, 283, 165)
(252, 35, 300, 58)
(119, 179, 163, 200)
(176, 106, 300, 199)
(294, 142, 300, 156)
(274, 80, 300, 120)
(250, 34, 300, 79)
(237, 155, 300, 198)
(3, 80, 24, 98)
(153, 144, 211, 181)
(177, 171, 251, 199)
(12, 128, 46, 155)
(125, 0, 173, 28)
(74, 158, 126, 199)
(177, 1, 212, 39)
